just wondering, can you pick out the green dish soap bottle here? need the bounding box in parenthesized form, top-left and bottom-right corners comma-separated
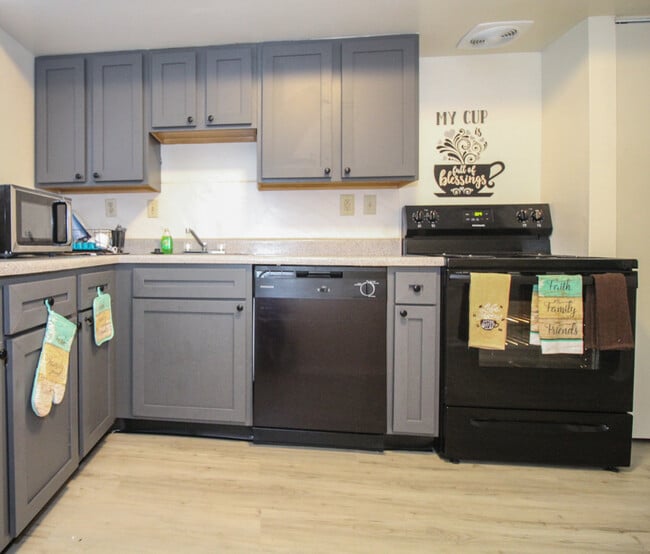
(160, 228, 173, 254)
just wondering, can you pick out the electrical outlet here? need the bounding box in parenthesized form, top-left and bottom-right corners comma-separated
(363, 194, 376, 215)
(340, 194, 355, 216)
(147, 199, 159, 218)
(105, 198, 117, 218)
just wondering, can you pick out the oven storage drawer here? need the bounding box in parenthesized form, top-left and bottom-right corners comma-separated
(394, 271, 439, 305)
(443, 407, 632, 468)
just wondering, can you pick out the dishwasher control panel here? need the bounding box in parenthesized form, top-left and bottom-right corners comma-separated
(254, 266, 386, 300)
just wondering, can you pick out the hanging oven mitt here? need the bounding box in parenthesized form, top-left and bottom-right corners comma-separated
(31, 300, 77, 417)
(537, 275, 583, 354)
(93, 286, 114, 346)
(468, 272, 511, 350)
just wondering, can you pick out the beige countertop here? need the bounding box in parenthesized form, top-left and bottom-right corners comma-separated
(0, 253, 445, 278)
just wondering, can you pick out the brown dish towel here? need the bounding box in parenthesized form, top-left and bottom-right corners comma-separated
(584, 273, 635, 350)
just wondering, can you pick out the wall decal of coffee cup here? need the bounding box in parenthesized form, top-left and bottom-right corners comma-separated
(434, 128, 506, 197)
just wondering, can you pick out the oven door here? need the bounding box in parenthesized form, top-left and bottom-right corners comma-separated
(442, 270, 636, 413)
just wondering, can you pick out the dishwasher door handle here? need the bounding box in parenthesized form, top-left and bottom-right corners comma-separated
(296, 271, 343, 278)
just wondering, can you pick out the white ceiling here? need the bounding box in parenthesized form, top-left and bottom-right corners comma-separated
(0, 0, 649, 57)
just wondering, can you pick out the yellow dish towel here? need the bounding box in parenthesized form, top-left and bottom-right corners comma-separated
(537, 275, 583, 354)
(469, 273, 511, 350)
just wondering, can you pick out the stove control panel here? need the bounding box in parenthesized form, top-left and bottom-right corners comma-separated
(404, 203, 552, 236)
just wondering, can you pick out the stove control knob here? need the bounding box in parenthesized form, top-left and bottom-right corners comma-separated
(411, 210, 424, 224)
(424, 210, 439, 224)
(531, 209, 544, 222)
(516, 209, 529, 222)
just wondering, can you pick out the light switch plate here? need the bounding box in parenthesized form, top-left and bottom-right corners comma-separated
(105, 198, 117, 217)
(363, 194, 376, 215)
(340, 194, 355, 216)
(147, 199, 159, 218)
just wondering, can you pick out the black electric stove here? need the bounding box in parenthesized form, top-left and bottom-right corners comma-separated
(403, 203, 638, 469)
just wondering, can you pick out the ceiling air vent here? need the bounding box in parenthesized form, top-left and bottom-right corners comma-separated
(457, 21, 533, 50)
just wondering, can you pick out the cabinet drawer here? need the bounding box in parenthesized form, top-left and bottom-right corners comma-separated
(78, 270, 116, 311)
(395, 271, 439, 305)
(4, 276, 76, 335)
(133, 267, 247, 299)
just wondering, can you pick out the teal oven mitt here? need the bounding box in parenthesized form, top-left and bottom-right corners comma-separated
(31, 300, 77, 417)
(93, 286, 114, 346)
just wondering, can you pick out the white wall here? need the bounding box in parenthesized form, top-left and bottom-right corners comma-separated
(542, 17, 619, 257)
(402, 52, 542, 207)
(70, 52, 543, 239)
(617, 21, 650, 439)
(0, 26, 34, 185)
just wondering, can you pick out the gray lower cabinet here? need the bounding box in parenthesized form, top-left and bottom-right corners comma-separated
(389, 269, 440, 436)
(35, 52, 161, 192)
(0, 291, 11, 550)
(150, 45, 255, 131)
(131, 266, 251, 425)
(6, 326, 79, 537)
(77, 270, 116, 458)
(3, 274, 79, 537)
(259, 34, 418, 186)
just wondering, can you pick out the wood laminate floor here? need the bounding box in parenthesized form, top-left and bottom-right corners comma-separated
(7, 433, 650, 553)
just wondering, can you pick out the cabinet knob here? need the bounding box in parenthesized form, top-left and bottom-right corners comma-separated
(324, 167, 331, 175)
(207, 115, 214, 123)
(84, 316, 94, 326)
(410, 284, 422, 293)
(187, 116, 194, 124)
(74, 173, 83, 180)
(344, 167, 351, 175)
(236, 304, 244, 312)
(400, 310, 408, 318)
(93, 171, 101, 179)
(76, 321, 82, 330)
(0, 349, 7, 361)
(45, 297, 55, 307)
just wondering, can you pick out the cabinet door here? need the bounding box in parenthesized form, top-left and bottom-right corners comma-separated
(35, 56, 86, 184)
(205, 46, 254, 126)
(78, 310, 115, 458)
(393, 305, 438, 436)
(151, 51, 197, 128)
(91, 52, 144, 182)
(0, 294, 10, 549)
(6, 327, 79, 537)
(261, 42, 333, 179)
(341, 36, 418, 179)
(132, 299, 247, 424)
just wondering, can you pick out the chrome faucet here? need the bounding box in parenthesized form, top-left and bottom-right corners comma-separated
(186, 228, 208, 253)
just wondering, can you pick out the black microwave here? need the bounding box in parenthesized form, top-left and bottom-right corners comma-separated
(0, 184, 72, 256)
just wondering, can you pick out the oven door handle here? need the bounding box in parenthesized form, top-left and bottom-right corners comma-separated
(449, 273, 598, 286)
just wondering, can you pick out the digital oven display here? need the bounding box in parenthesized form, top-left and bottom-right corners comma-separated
(464, 209, 493, 224)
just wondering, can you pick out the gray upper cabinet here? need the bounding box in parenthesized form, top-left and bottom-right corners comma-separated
(151, 50, 197, 128)
(259, 34, 418, 186)
(341, 36, 418, 180)
(205, 46, 254, 126)
(149, 45, 255, 132)
(35, 51, 161, 192)
(91, 52, 145, 183)
(35, 57, 86, 185)
(260, 41, 334, 180)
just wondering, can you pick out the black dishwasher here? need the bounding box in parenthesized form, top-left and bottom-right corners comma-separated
(253, 266, 386, 449)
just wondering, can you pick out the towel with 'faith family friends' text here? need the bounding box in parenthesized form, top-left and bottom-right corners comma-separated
(536, 275, 583, 354)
